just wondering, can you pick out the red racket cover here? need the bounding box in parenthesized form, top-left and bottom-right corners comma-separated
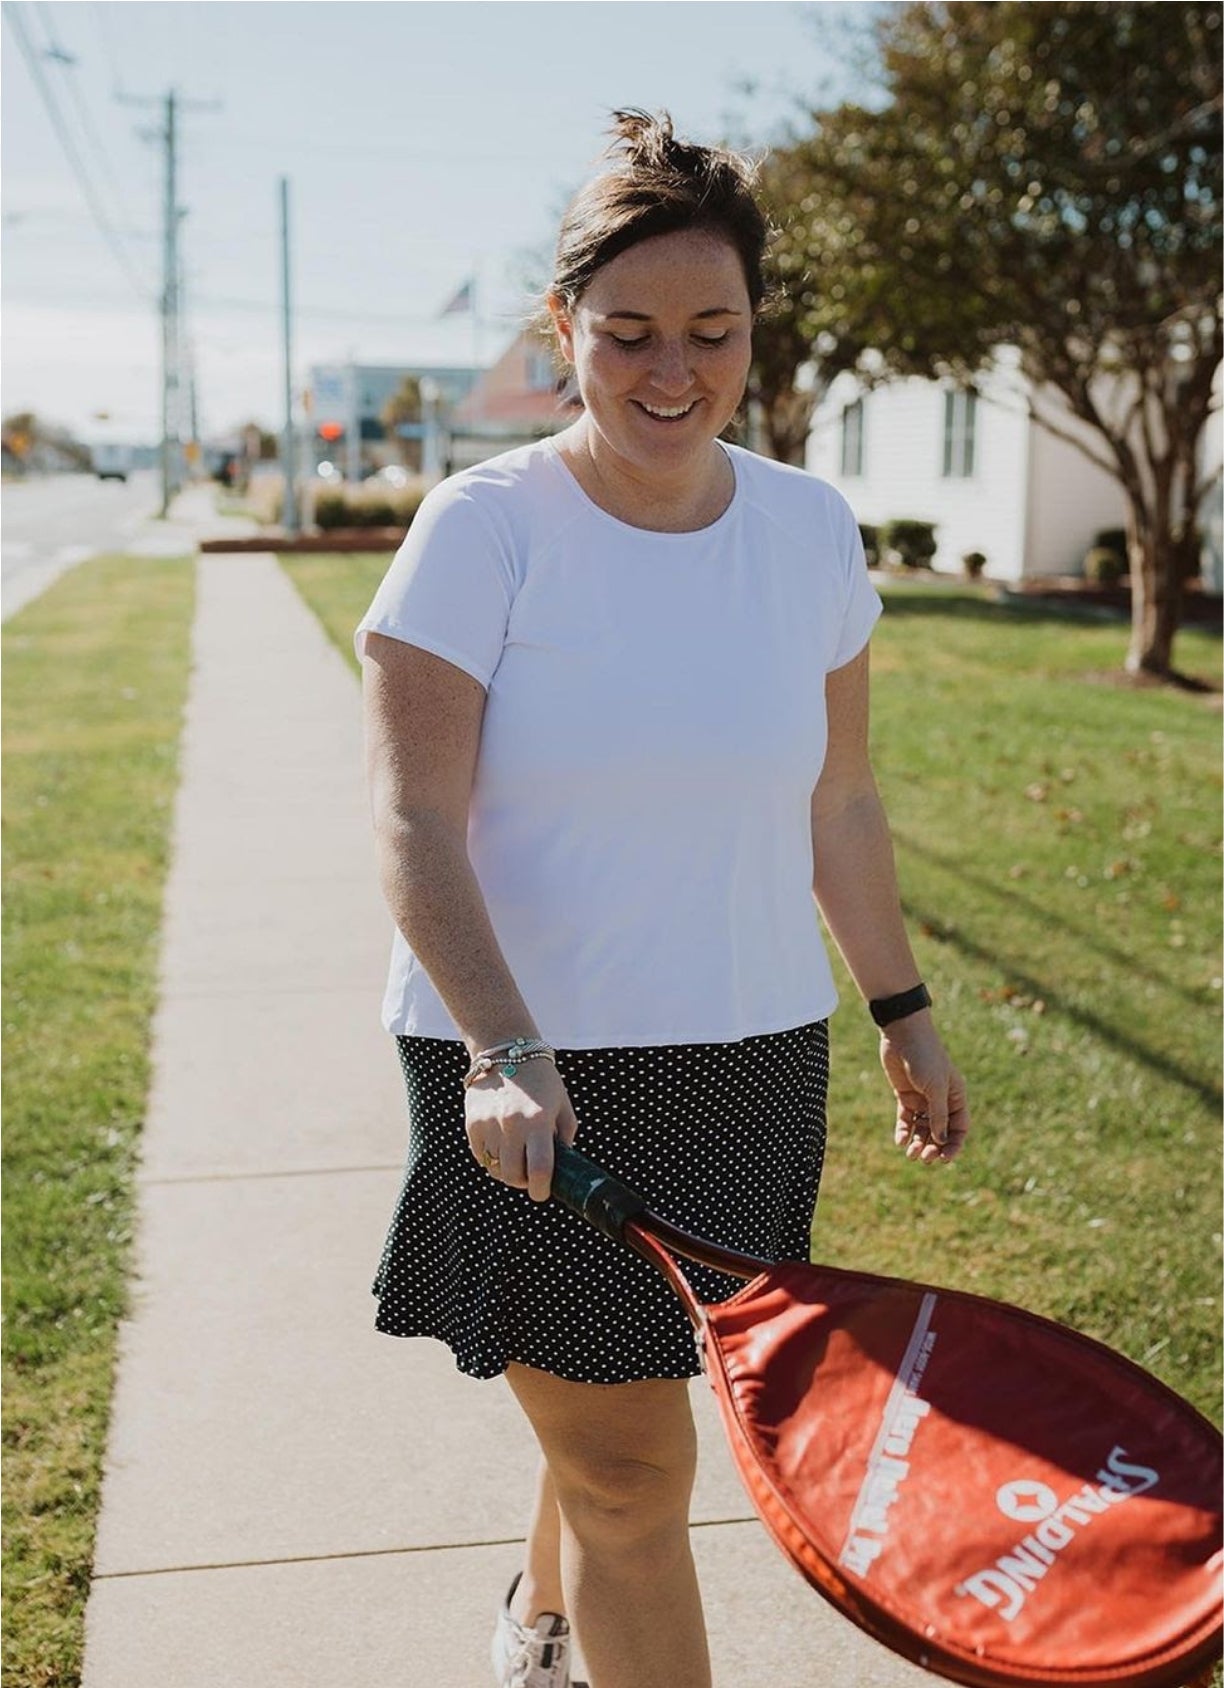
(701, 1261, 1223, 1687)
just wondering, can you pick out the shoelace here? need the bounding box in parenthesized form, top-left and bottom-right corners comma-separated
(506, 1624, 567, 1687)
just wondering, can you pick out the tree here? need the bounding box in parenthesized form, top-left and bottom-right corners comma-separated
(775, 1, 1222, 676)
(2, 410, 91, 472)
(381, 374, 422, 468)
(750, 146, 875, 464)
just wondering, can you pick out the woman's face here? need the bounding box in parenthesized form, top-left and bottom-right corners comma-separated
(549, 229, 753, 479)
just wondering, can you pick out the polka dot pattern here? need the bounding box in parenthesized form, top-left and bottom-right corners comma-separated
(371, 1021, 830, 1385)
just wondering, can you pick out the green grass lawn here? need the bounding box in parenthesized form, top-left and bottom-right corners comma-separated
(285, 556, 1223, 1421)
(2, 557, 195, 1688)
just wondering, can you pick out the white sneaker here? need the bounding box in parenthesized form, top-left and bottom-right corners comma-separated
(491, 1573, 581, 1688)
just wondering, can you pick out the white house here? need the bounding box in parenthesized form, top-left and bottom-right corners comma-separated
(805, 345, 1223, 589)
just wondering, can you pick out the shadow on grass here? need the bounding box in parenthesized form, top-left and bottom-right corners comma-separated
(894, 830, 1207, 1011)
(902, 899, 1223, 1112)
(878, 588, 1126, 628)
(878, 585, 1223, 655)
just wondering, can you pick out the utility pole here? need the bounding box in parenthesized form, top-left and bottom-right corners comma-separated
(279, 177, 299, 537)
(161, 88, 179, 517)
(119, 86, 220, 516)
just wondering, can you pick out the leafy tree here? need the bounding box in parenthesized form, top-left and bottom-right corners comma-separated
(750, 146, 875, 464)
(774, 0, 1222, 676)
(2, 410, 91, 471)
(381, 375, 422, 467)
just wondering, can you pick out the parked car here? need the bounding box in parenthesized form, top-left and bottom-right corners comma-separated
(92, 442, 135, 482)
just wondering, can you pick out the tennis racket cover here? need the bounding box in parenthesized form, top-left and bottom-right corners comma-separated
(702, 1263, 1222, 1687)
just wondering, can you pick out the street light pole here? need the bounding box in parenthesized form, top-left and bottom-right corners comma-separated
(279, 177, 299, 537)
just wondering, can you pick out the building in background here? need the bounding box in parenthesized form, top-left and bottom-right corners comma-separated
(306, 361, 482, 478)
(806, 348, 1123, 583)
(806, 347, 1223, 590)
(447, 331, 580, 470)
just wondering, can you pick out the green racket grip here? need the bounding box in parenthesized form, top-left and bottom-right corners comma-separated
(550, 1141, 648, 1244)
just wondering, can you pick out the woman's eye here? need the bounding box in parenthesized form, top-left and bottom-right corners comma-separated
(607, 332, 728, 348)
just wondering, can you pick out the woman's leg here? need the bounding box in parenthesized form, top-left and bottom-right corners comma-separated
(510, 1459, 567, 1625)
(505, 1362, 712, 1688)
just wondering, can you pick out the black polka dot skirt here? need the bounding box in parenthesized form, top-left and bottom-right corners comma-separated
(371, 1020, 830, 1385)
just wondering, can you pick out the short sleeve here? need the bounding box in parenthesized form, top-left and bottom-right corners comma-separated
(829, 494, 883, 669)
(353, 485, 515, 688)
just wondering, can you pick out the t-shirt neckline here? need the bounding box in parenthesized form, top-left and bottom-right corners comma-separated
(544, 435, 742, 540)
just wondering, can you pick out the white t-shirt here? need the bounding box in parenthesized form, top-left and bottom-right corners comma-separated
(355, 436, 882, 1048)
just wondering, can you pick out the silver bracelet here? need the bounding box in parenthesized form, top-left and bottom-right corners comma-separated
(475, 1036, 553, 1061)
(463, 1037, 556, 1089)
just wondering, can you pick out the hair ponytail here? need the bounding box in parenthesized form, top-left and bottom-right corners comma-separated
(546, 108, 772, 316)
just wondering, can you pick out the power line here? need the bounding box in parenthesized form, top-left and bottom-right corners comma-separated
(203, 131, 565, 166)
(33, 0, 153, 265)
(186, 292, 523, 329)
(2, 1, 154, 304)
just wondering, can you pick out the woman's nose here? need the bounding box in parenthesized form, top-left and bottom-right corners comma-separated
(649, 338, 693, 396)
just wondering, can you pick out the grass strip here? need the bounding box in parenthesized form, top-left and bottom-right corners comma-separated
(279, 551, 387, 674)
(2, 555, 195, 1688)
(285, 557, 1221, 1421)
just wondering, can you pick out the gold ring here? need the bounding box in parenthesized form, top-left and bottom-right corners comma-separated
(481, 1148, 500, 1171)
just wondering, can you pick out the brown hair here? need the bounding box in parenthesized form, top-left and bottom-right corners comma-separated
(548, 109, 773, 315)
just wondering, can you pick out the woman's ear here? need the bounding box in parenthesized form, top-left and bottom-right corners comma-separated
(546, 292, 575, 364)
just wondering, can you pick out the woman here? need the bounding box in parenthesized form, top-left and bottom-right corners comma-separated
(357, 110, 969, 1688)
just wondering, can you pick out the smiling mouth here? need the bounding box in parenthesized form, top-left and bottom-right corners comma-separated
(635, 400, 697, 421)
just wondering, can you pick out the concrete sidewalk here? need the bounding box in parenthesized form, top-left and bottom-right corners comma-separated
(80, 551, 932, 1687)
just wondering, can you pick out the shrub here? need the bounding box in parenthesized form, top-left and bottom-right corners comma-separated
(882, 519, 938, 569)
(313, 491, 351, 531)
(1094, 528, 1128, 560)
(962, 550, 988, 579)
(311, 483, 426, 532)
(1083, 546, 1127, 585)
(859, 524, 880, 567)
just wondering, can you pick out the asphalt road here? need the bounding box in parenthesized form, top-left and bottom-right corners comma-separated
(2, 470, 162, 621)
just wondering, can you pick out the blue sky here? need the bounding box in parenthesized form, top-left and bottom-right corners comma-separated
(2, 0, 878, 442)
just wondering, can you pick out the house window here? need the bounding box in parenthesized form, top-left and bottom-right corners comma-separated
(943, 389, 977, 477)
(840, 398, 864, 476)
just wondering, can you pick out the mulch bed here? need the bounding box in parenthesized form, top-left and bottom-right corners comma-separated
(199, 528, 406, 554)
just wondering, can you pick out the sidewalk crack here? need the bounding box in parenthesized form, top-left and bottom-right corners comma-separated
(92, 1518, 757, 1580)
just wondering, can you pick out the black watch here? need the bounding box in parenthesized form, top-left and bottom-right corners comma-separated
(869, 983, 932, 1028)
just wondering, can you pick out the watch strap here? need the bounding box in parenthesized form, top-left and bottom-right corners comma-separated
(869, 983, 932, 1028)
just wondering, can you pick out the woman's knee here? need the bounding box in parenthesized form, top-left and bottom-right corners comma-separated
(505, 1366, 697, 1545)
(550, 1441, 696, 1546)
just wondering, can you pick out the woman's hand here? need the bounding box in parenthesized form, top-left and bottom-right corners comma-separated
(879, 1013, 970, 1166)
(465, 1058, 579, 1201)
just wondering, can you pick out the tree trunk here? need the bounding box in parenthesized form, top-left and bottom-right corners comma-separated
(1122, 448, 1200, 678)
(1126, 531, 1185, 676)
(754, 388, 816, 466)
(763, 405, 810, 466)
(766, 426, 809, 466)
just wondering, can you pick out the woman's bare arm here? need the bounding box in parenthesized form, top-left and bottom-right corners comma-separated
(811, 646, 969, 1164)
(363, 631, 578, 1197)
(363, 631, 536, 1055)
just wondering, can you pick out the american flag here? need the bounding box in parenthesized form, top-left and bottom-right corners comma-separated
(438, 278, 475, 317)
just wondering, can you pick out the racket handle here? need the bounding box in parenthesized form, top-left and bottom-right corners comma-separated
(551, 1141, 648, 1243)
